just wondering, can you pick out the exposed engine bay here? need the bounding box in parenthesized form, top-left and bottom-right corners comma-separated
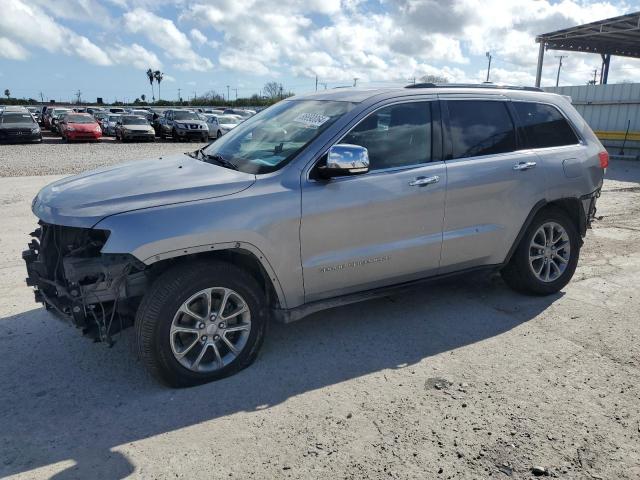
(22, 222, 148, 344)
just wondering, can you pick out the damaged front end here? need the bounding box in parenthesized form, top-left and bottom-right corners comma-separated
(22, 222, 147, 344)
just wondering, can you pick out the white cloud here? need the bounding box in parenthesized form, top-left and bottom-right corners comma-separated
(123, 8, 213, 71)
(0, 37, 29, 60)
(108, 43, 162, 69)
(190, 28, 207, 45)
(0, 0, 111, 66)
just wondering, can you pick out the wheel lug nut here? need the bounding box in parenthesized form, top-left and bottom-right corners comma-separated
(197, 322, 205, 329)
(201, 335, 208, 342)
(219, 322, 226, 329)
(214, 334, 220, 341)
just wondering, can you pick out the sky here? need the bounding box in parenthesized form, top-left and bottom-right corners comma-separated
(1, 0, 639, 103)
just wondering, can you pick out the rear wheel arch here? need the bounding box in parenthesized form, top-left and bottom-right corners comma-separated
(505, 197, 585, 266)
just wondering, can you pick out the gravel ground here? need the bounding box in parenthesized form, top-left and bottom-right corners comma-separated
(0, 146, 639, 479)
(0, 136, 207, 176)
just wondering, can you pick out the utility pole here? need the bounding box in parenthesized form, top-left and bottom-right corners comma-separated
(315, 75, 318, 92)
(320, 82, 328, 90)
(588, 68, 598, 85)
(353, 77, 359, 87)
(554, 55, 567, 87)
(75, 89, 82, 104)
(233, 88, 238, 101)
(409, 77, 416, 85)
(177, 88, 181, 103)
(39, 92, 44, 103)
(485, 51, 492, 82)
(226, 85, 230, 102)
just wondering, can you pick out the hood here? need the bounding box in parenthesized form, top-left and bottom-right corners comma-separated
(175, 119, 206, 126)
(33, 154, 256, 228)
(122, 124, 153, 131)
(0, 122, 37, 130)
(69, 123, 99, 131)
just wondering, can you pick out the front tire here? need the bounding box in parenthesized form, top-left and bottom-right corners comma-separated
(135, 260, 267, 387)
(501, 207, 580, 295)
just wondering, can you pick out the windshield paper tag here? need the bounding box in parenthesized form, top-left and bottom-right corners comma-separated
(293, 113, 330, 128)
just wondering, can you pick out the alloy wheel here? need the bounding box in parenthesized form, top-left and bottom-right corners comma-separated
(528, 221, 571, 283)
(170, 287, 251, 373)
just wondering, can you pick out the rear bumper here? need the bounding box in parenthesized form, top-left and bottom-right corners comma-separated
(580, 188, 601, 232)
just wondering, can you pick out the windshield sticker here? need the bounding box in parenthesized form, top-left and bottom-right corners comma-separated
(293, 112, 330, 128)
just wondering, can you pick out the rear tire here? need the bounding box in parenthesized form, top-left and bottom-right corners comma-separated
(135, 260, 267, 388)
(501, 206, 580, 295)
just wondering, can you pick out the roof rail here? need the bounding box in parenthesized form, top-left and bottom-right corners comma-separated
(405, 82, 543, 92)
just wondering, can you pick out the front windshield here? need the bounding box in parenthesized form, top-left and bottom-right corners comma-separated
(108, 115, 120, 122)
(174, 111, 199, 120)
(1, 113, 35, 124)
(202, 100, 354, 174)
(122, 116, 147, 125)
(66, 115, 95, 124)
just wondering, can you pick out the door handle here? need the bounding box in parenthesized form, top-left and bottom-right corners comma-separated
(513, 161, 537, 171)
(409, 175, 440, 187)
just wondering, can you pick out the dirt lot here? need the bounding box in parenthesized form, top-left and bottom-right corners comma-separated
(0, 145, 639, 479)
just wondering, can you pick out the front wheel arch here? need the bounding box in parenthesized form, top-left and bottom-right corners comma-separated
(145, 248, 282, 311)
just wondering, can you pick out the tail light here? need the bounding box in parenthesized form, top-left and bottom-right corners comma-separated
(598, 151, 609, 169)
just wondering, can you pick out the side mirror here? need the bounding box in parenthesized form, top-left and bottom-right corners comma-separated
(318, 144, 369, 178)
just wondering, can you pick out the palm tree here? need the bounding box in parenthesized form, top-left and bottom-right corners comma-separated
(4, 89, 10, 100)
(154, 71, 164, 101)
(146, 69, 155, 101)
(141, 94, 146, 102)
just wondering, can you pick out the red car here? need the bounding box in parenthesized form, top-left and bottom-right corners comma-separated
(59, 113, 102, 142)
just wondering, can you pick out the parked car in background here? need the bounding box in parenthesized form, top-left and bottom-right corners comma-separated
(40, 106, 50, 125)
(50, 108, 72, 133)
(115, 115, 155, 142)
(108, 107, 125, 114)
(59, 113, 102, 142)
(158, 109, 208, 141)
(217, 114, 242, 134)
(0, 108, 42, 143)
(93, 111, 109, 127)
(26, 106, 40, 122)
(203, 115, 223, 139)
(223, 108, 254, 119)
(102, 114, 122, 136)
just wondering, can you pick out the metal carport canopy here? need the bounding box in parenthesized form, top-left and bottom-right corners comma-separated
(535, 11, 640, 87)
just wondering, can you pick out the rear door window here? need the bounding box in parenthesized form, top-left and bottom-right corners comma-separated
(446, 100, 516, 159)
(513, 102, 579, 148)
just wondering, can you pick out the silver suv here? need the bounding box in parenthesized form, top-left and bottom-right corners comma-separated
(23, 84, 607, 387)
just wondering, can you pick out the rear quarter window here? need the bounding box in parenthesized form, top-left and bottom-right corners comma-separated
(513, 102, 579, 149)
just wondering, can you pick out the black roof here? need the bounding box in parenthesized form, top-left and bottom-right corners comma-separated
(536, 11, 640, 58)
